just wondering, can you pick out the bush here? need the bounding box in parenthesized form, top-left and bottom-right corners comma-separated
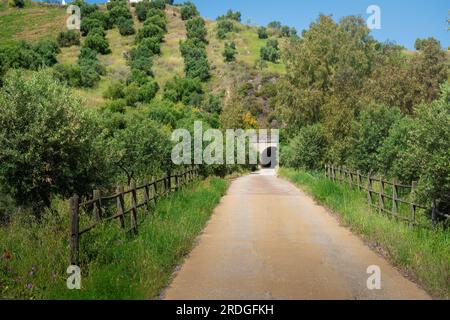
(136, 23, 165, 43)
(163, 76, 203, 105)
(88, 11, 114, 30)
(117, 17, 135, 36)
(32, 39, 60, 66)
(145, 14, 167, 31)
(138, 80, 159, 103)
(104, 81, 126, 100)
(347, 105, 403, 172)
(186, 17, 207, 43)
(57, 30, 80, 47)
(180, 39, 210, 81)
(217, 9, 241, 22)
(109, 3, 132, 24)
(137, 37, 161, 55)
(257, 27, 268, 39)
(216, 19, 234, 39)
(135, 1, 151, 22)
(11, 0, 25, 8)
(80, 18, 104, 37)
(223, 41, 237, 62)
(282, 124, 328, 170)
(0, 70, 107, 210)
(84, 32, 111, 54)
(260, 39, 279, 62)
(180, 2, 199, 20)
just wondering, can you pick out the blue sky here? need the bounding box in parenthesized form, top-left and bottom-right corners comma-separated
(174, 0, 449, 50)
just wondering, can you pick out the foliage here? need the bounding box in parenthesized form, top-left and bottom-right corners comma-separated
(180, 1, 199, 21)
(282, 124, 328, 170)
(117, 17, 135, 36)
(260, 38, 279, 62)
(216, 19, 234, 39)
(223, 41, 237, 62)
(180, 38, 210, 81)
(217, 9, 241, 22)
(0, 70, 108, 210)
(56, 30, 80, 48)
(83, 30, 111, 55)
(257, 27, 268, 39)
(186, 17, 207, 43)
(347, 105, 403, 172)
(163, 76, 203, 105)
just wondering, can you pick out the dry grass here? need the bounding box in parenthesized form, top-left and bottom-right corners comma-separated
(152, 6, 186, 88)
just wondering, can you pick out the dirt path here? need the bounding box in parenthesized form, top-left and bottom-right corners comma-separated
(163, 171, 430, 300)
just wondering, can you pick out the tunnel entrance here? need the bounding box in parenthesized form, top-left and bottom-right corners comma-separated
(261, 146, 278, 169)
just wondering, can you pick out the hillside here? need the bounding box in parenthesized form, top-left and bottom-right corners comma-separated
(0, 3, 285, 117)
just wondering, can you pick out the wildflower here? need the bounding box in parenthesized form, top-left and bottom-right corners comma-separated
(27, 283, 33, 289)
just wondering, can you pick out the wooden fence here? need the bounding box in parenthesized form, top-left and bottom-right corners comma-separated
(69, 166, 200, 265)
(325, 164, 449, 228)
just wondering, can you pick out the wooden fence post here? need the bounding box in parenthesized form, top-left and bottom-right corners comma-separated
(431, 200, 438, 226)
(143, 179, 150, 211)
(70, 195, 79, 266)
(357, 170, 362, 191)
(411, 181, 417, 225)
(367, 172, 373, 206)
(379, 178, 385, 214)
(153, 176, 158, 202)
(161, 174, 166, 195)
(175, 170, 179, 191)
(348, 169, 353, 188)
(116, 186, 126, 230)
(93, 189, 102, 222)
(130, 181, 138, 232)
(392, 179, 398, 219)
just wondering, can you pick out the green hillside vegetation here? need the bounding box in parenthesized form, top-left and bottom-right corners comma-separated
(0, 1, 449, 300)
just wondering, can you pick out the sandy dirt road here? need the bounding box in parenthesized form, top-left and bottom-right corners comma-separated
(163, 170, 430, 300)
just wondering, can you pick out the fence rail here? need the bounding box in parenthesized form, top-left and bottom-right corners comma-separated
(69, 166, 200, 265)
(324, 164, 449, 228)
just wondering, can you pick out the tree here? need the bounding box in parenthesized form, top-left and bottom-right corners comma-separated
(257, 27, 268, 39)
(117, 17, 135, 36)
(223, 41, 237, 62)
(410, 38, 448, 103)
(260, 39, 279, 62)
(0, 70, 108, 211)
(180, 2, 199, 20)
(186, 17, 207, 43)
(84, 30, 111, 54)
(107, 115, 172, 185)
(57, 30, 80, 47)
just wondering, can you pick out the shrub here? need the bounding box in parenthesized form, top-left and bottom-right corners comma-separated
(216, 19, 234, 39)
(145, 14, 167, 31)
(137, 37, 161, 55)
(109, 4, 133, 25)
(180, 39, 210, 81)
(223, 41, 237, 62)
(217, 9, 241, 22)
(0, 70, 107, 210)
(135, 1, 151, 22)
(117, 17, 135, 36)
(80, 18, 104, 37)
(186, 17, 207, 43)
(104, 81, 126, 100)
(89, 10, 114, 30)
(283, 124, 328, 170)
(32, 39, 60, 66)
(84, 32, 111, 54)
(136, 23, 165, 43)
(139, 80, 159, 103)
(57, 30, 81, 47)
(180, 2, 199, 20)
(11, 0, 25, 8)
(260, 38, 279, 62)
(163, 76, 203, 105)
(347, 105, 403, 172)
(257, 27, 268, 39)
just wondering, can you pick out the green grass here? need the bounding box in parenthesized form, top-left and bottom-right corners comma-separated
(0, 177, 229, 299)
(0, 5, 66, 46)
(279, 167, 450, 299)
